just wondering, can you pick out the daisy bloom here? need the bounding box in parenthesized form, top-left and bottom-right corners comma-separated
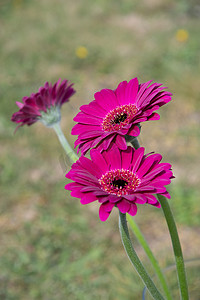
(11, 79, 75, 130)
(65, 146, 173, 221)
(72, 77, 172, 154)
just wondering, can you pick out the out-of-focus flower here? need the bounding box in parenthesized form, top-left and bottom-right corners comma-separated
(175, 29, 189, 43)
(11, 79, 75, 130)
(65, 146, 173, 221)
(75, 46, 88, 59)
(72, 77, 172, 154)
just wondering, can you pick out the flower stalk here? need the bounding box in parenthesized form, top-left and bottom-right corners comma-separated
(52, 122, 78, 164)
(129, 135, 188, 300)
(127, 214, 172, 300)
(158, 194, 189, 300)
(119, 211, 165, 300)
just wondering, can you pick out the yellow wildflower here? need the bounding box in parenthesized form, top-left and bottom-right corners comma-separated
(75, 46, 88, 59)
(175, 29, 189, 43)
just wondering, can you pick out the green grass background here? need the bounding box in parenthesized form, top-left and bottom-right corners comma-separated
(0, 0, 200, 299)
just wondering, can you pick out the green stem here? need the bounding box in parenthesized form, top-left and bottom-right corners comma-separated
(52, 122, 78, 164)
(127, 136, 172, 299)
(157, 194, 189, 300)
(119, 211, 165, 300)
(128, 136, 141, 149)
(126, 214, 172, 300)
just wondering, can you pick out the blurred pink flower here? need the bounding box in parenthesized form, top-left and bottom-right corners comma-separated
(72, 78, 172, 154)
(65, 146, 173, 221)
(11, 79, 75, 130)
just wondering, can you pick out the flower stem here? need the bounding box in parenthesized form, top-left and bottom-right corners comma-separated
(126, 214, 172, 300)
(157, 194, 189, 300)
(126, 135, 140, 149)
(128, 137, 171, 295)
(119, 211, 165, 300)
(52, 122, 78, 164)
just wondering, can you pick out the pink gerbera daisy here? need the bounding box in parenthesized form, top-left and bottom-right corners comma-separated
(72, 78, 172, 154)
(65, 146, 173, 221)
(11, 79, 75, 130)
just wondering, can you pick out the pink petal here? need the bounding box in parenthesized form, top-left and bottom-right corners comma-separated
(160, 191, 171, 199)
(147, 112, 160, 121)
(16, 101, 24, 109)
(127, 125, 140, 137)
(137, 154, 162, 178)
(121, 147, 133, 170)
(115, 135, 127, 150)
(124, 78, 139, 104)
(115, 81, 127, 105)
(90, 149, 108, 173)
(99, 204, 111, 222)
(71, 124, 100, 135)
(94, 89, 117, 111)
(131, 147, 145, 173)
(73, 112, 102, 125)
(80, 193, 97, 204)
(128, 204, 138, 216)
(104, 145, 122, 169)
(65, 182, 83, 191)
(80, 101, 106, 118)
(117, 200, 131, 213)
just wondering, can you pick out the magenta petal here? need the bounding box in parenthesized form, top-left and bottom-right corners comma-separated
(103, 202, 115, 212)
(73, 112, 102, 125)
(100, 135, 114, 151)
(121, 147, 133, 170)
(104, 145, 122, 169)
(137, 154, 162, 178)
(115, 135, 127, 150)
(152, 201, 161, 208)
(115, 81, 127, 105)
(71, 190, 83, 198)
(94, 89, 117, 111)
(117, 200, 131, 213)
(134, 195, 147, 204)
(71, 124, 100, 135)
(136, 80, 152, 103)
(124, 78, 139, 104)
(108, 195, 122, 203)
(99, 204, 111, 222)
(146, 194, 158, 204)
(147, 112, 160, 121)
(90, 149, 108, 173)
(132, 147, 145, 172)
(16, 101, 24, 109)
(80, 193, 97, 204)
(160, 191, 171, 199)
(128, 204, 138, 216)
(78, 156, 102, 177)
(127, 125, 140, 137)
(80, 101, 106, 118)
(65, 182, 83, 191)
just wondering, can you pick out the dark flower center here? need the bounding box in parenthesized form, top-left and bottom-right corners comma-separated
(102, 104, 137, 132)
(113, 113, 127, 124)
(99, 169, 140, 196)
(113, 178, 128, 189)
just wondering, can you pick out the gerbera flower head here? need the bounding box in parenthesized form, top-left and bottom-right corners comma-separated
(11, 79, 75, 130)
(72, 78, 172, 154)
(65, 146, 173, 221)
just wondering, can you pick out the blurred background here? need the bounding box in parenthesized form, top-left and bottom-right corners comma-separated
(0, 0, 200, 299)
